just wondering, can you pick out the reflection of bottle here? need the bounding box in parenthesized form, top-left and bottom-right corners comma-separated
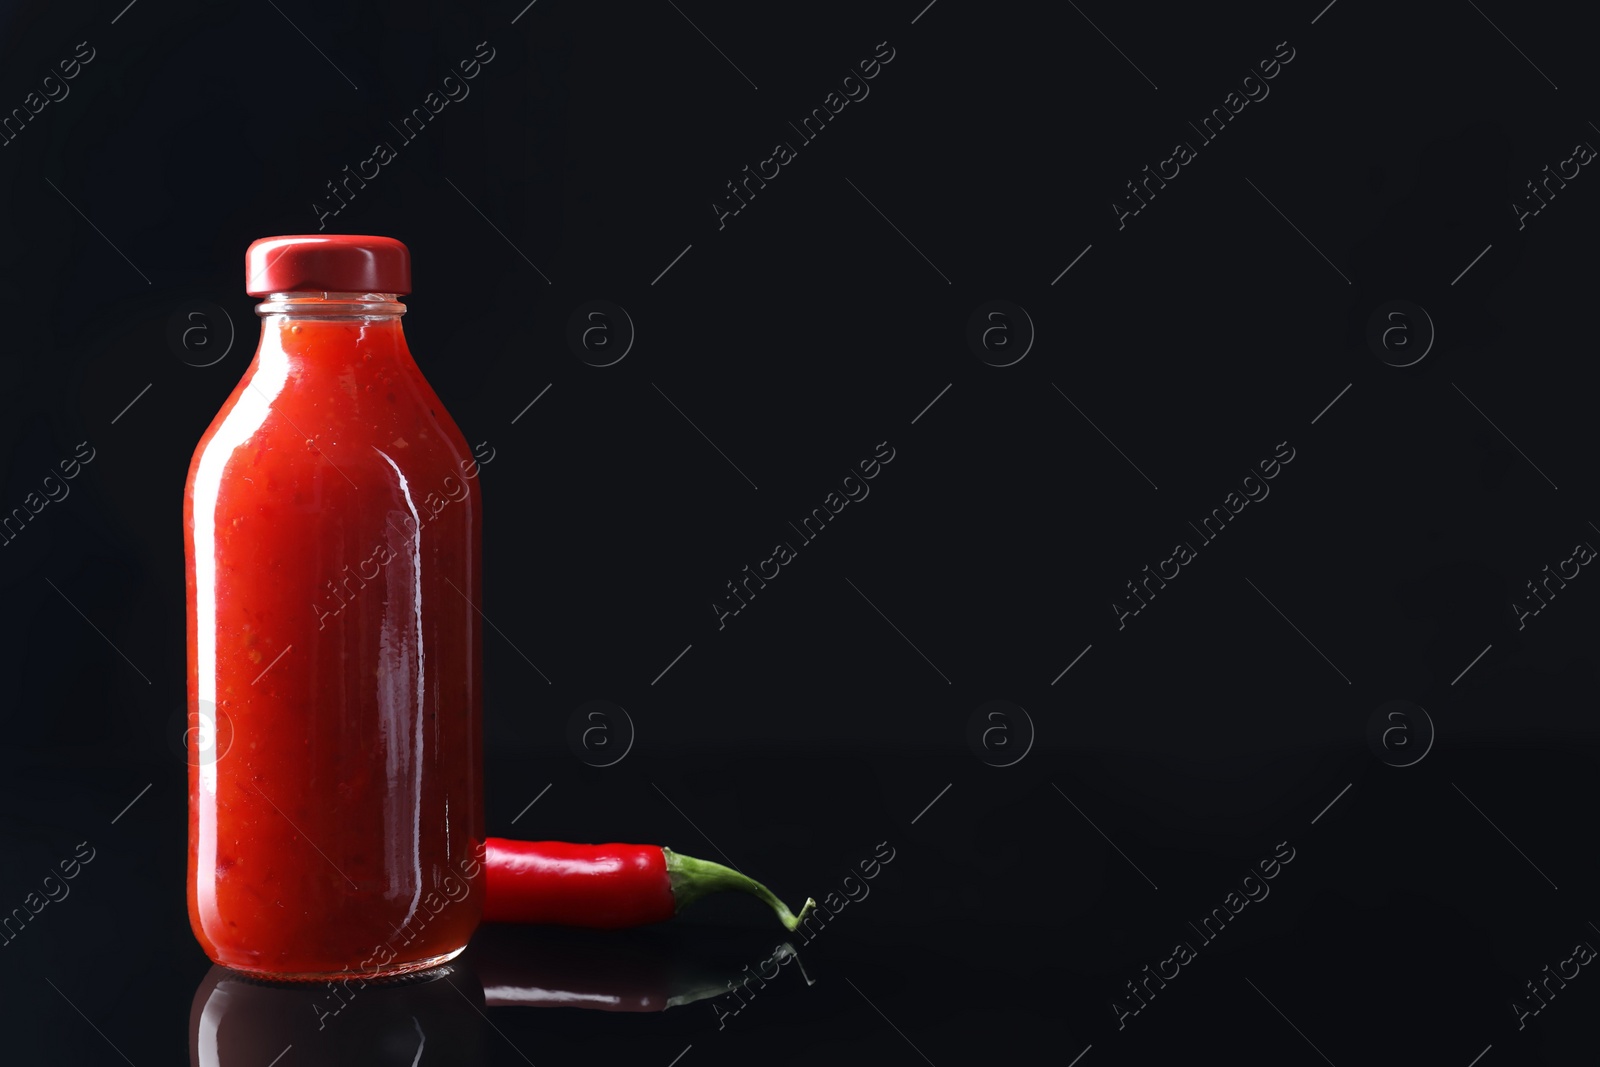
(189, 964, 486, 1067)
(185, 236, 484, 979)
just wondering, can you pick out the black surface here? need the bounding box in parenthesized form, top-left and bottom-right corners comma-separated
(2, 0, 1597, 1063)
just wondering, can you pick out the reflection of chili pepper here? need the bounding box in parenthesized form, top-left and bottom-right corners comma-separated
(473, 925, 807, 1012)
(484, 838, 815, 930)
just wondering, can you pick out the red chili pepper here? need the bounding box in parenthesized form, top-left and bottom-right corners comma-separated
(483, 838, 815, 930)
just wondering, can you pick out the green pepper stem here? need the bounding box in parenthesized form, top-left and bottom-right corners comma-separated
(663, 847, 816, 931)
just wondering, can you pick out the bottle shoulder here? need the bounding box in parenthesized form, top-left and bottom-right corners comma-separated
(185, 343, 476, 515)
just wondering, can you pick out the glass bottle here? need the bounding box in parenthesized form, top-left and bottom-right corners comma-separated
(185, 236, 484, 979)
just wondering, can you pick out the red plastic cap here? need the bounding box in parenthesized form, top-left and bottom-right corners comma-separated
(244, 235, 411, 296)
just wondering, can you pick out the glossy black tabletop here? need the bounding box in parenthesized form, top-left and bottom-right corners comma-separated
(3, 0, 1598, 1063)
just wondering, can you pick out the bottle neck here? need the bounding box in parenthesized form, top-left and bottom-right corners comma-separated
(252, 291, 413, 382)
(256, 291, 407, 320)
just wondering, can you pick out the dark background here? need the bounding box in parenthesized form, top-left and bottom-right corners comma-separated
(2, 0, 1597, 1063)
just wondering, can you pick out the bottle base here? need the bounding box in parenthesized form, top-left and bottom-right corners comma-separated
(213, 944, 467, 983)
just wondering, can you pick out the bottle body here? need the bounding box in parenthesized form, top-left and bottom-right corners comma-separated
(185, 292, 484, 978)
